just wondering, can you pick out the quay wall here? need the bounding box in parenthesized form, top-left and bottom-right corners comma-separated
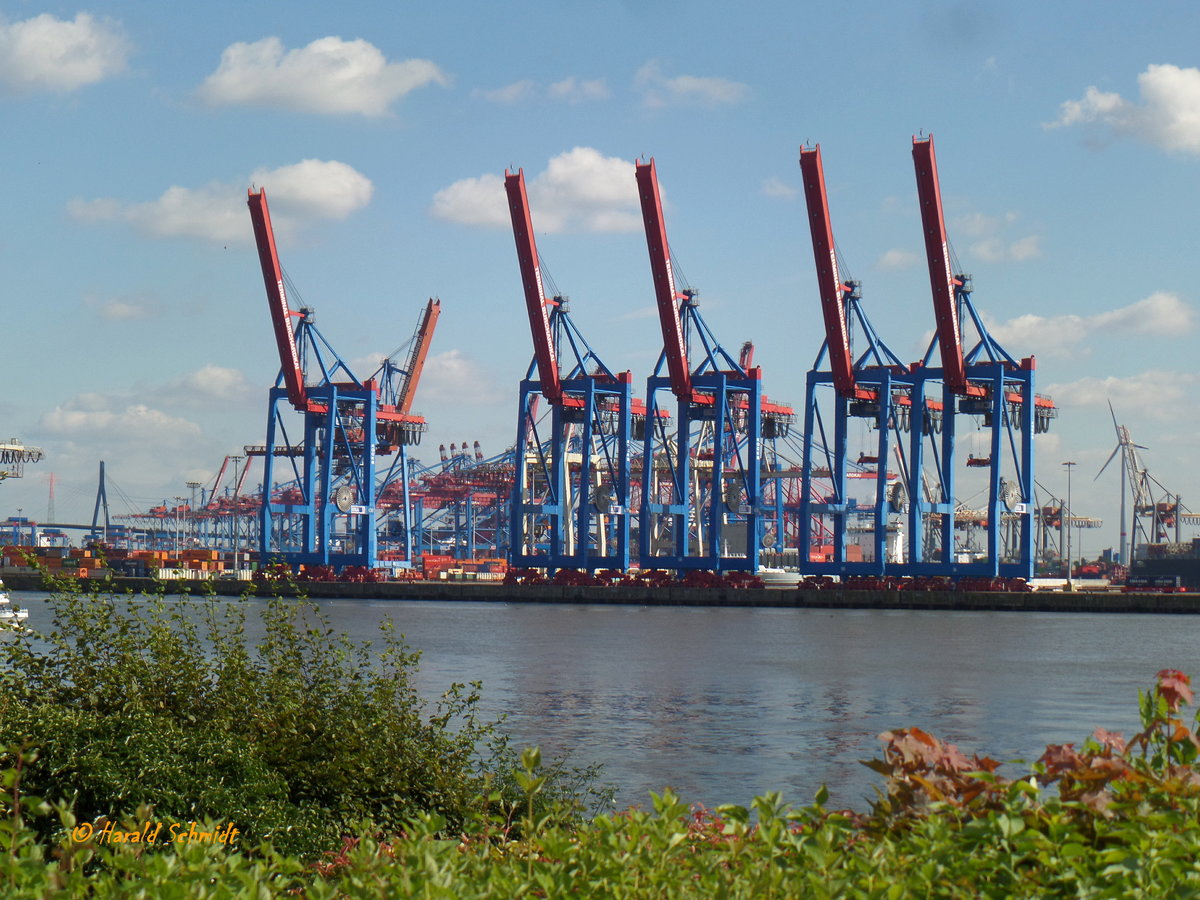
(7, 572, 1200, 613)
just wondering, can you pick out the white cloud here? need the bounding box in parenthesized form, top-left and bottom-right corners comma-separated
(247, 159, 373, 219)
(1007, 235, 1041, 261)
(37, 391, 225, 514)
(69, 159, 373, 244)
(428, 173, 509, 229)
(1090, 291, 1195, 334)
(475, 77, 609, 104)
(877, 249, 920, 270)
(420, 350, 506, 406)
(43, 396, 203, 446)
(84, 293, 157, 321)
(958, 211, 1014, 237)
(0, 13, 128, 93)
(197, 35, 447, 117)
(548, 77, 609, 103)
(955, 210, 1040, 263)
(971, 234, 1042, 263)
(162, 365, 257, 409)
(634, 60, 749, 108)
(1043, 371, 1197, 421)
(761, 177, 797, 200)
(474, 79, 535, 103)
(983, 291, 1193, 358)
(1050, 64, 1200, 154)
(431, 147, 641, 234)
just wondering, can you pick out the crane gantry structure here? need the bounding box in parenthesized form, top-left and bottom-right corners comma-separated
(505, 168, 635, 572)
(247, 188, 433, 572)
(796, 138, 1057, 579)
(797, 144, 912, 575)
(635, 158, 793, 572)
(907, 134, 1056, 578)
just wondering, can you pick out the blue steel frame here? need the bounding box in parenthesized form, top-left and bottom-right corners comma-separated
(510, 301, 633, 572)
(639, 293, 762, 572)
(799, 284, 912, 575)
(904, 277, 1039, 578)
(258, 313, 419, 571)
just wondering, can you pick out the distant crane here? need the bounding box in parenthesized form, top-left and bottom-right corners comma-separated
(371, 297, 441, 560)
(247, 188, 432, 572)
(908, 134, 1055, 578)
(504, 167, 634, 572)
(1096, 402, 1191, 558)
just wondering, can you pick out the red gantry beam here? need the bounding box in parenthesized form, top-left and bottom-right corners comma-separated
(635, 158, 693, 402)
(504, 169, 563, 405)
(396, 298, 440, 416)
(911, 134, 972, 396)
(247, 189, 308, 412)
(799, 144, 857, 397)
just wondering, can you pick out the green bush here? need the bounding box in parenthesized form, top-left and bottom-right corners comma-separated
(0, 582, 537, 857)
(8, 668, 1200, 899)
(9, 583, 1200, 897)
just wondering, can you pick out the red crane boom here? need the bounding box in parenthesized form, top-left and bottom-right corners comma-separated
(798, 144, 858, 397)
(504, 169, 562, 405)
(396, 298, 440, 416)
(911, 134, 972, 396)
(635, 158, 693, 402)
(247, 189, 307, 411)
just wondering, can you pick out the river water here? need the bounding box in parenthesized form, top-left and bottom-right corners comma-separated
(10, 591, 1199, 811)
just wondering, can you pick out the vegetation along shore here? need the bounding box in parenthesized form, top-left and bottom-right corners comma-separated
(3, 580, 1200, 896)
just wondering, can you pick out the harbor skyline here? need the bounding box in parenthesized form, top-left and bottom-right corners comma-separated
(1, 1, 1198, 558)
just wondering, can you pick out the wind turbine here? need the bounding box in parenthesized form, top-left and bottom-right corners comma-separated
(1094, 401, 1146, 565)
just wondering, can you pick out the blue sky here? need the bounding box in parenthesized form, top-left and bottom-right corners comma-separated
(1, 0, 1198, 558)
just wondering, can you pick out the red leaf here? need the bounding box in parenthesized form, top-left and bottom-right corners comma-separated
(1038, 743, 1083, 776)
(1092, 728, 1126, 754)
(1156, 670, 1194, 712)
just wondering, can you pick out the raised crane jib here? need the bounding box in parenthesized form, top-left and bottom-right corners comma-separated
(247, 189, 307, 411)
(635, 158, 693, 401)
(798, 145, 856, 396)
(911, 135, 969, 396)
(396, 298, 441, 415)
(504, 169, 563, 405)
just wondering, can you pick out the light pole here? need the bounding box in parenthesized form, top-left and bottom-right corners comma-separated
(1063, 461, 1076, 585)
(230, 455, 244, 575)
(173, 497, 186, 554)
(186, 481, 202, 547)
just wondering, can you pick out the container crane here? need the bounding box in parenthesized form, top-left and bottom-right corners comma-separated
(376, 297, 441, 417)
(797, 144, 912, 575)
(247, 187, 429, 572)
(908, 134, 1054, 578)
(505, 167, 634, 572)
(371, 297, 440, 561)
(635, 157, 788, 572)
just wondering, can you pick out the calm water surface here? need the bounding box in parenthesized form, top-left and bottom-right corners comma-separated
(12, 592, 1199, 810)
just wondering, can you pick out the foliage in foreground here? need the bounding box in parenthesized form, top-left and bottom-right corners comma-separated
(6, 669, 1200, 896)
(0, 583, 600, 859)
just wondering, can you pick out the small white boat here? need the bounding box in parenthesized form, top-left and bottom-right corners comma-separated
(0, 581, 28, 622)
